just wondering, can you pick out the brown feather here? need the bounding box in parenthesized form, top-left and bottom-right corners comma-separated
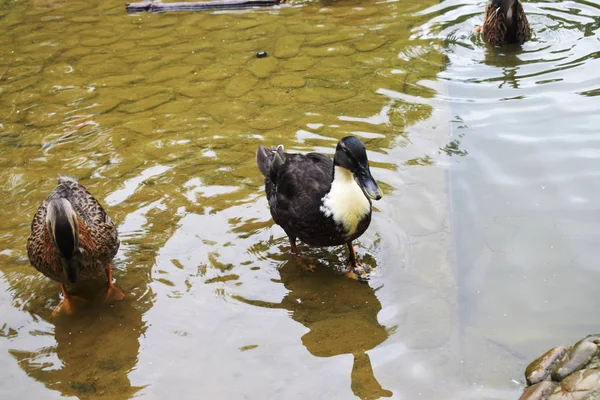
(27, 176, 119, 284)
(483, 0, 531, 46)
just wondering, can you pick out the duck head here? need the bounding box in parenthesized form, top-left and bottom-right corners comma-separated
(46, 198, 81, 284)
(334, 136, 382, 200)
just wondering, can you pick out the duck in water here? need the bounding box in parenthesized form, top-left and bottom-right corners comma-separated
(27, 175, 123, 316)
(478, 0, 531, 46)
(256, 136, 381, 280)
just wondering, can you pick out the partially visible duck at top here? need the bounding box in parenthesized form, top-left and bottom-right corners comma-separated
(478, 0, 531, 46)
(256, 136, 382, 280)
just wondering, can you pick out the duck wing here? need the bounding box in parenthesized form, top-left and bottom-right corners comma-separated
(58, 175, 120, 262)
(266, 151, 333, 232)
(273, 152, 332, 202)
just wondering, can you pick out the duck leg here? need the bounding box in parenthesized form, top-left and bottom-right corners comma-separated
(289, 236, 316, 272)
(346, 242, 369, 281)
(105, 264, 125, 301)
(289, 236, 300, 256)
(52, 284, 77, 317)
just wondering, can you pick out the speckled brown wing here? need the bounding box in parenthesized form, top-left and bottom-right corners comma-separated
(55, 175, 120, 265)
(516, 2, 531, 44)
(27, 191, 56, 279)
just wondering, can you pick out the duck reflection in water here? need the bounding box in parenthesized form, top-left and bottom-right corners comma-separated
(483, 46, 525, 90)
(9, 279, 146, 400)
(236, 256, 393, 399)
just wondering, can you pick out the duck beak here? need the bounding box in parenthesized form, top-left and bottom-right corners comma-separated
(357, 166, 381, 200)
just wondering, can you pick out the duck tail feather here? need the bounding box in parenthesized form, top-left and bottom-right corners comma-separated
(256, 145, 286, 178)
(272, 145, 285, 172)
(57, 174, 79, 191)
(46, 198, 79, 261)
(256, 145, 272, 177)
(58, 174, 78, 183)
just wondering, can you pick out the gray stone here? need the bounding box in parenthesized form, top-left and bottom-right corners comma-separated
(526, 346, 569, 385)
(519, 381, 557, 400)
(551, 341, 599, 382)
(549, 369, 600, 400)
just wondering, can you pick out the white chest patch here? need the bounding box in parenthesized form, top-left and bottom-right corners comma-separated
(320, 166, 371, 237)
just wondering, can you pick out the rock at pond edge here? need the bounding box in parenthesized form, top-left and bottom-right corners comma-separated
(519, 381, 557, 400)
(526, 346, 569, 385)
(551, 340, 599, 382)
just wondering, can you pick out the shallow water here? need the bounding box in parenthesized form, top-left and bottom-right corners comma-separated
(0, 0, 599, 398)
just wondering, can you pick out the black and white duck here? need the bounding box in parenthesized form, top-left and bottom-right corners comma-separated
(478, 0, 531, 46)
(256, 136, 381, 279)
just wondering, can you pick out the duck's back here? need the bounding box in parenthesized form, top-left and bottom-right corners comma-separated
(31, 176, 115, 233)
(265, 152, 344, 245)
(483, 0, 530, 46)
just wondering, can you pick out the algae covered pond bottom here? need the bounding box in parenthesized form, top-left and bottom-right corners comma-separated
(1, 0, 600, 399)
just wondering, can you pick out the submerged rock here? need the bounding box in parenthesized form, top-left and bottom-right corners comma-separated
(274, 35, 304, 59)
(519, 335, 600, 400)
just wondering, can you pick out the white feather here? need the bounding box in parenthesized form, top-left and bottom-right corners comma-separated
(320, 166, 370, 237)
(506, 7, 513, 24)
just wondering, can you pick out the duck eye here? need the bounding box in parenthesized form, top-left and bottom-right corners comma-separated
(343, 148, 354, 161)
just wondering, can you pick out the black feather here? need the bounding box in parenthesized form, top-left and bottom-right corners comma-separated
(48, 199, 76, 260)
(257, 144, 372, 247)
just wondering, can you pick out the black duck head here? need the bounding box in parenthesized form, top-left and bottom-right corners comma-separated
(334, 136, 382, 200)
(46, 198, 80, 284)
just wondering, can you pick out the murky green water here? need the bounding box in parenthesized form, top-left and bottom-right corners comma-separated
(0, 0, 599, 398)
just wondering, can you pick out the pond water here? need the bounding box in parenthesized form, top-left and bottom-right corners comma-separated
(0, 0, 599, 399)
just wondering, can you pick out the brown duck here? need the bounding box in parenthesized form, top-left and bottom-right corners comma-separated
(480, 0, 531, 46)
(27, 175, 123, 315)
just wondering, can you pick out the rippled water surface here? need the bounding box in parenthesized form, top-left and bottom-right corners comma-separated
(0, 0, 599, 399)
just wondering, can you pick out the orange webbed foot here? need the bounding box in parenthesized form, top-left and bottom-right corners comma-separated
(345, 264, 370, 282)
(346, 242, 370, 282)
(289, 237, 317, 272)
(52, 285, 85, 317)
(105, 264, 125, 301)
(297, 259, 317, 272)
(475, 26, 483, 33)
(105, 284, 125, 301)
(52, 299, 73, 317)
